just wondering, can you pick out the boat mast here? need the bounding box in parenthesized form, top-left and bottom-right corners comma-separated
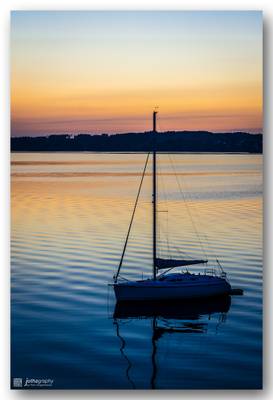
(152, 110, 157, 280)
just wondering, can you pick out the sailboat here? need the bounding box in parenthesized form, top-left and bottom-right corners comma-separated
(112, 111, 231, 301)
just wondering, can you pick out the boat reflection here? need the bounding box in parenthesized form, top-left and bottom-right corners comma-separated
(113, 296, 231, 389)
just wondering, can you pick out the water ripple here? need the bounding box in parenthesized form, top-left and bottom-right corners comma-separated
(11, 153, 262, 389)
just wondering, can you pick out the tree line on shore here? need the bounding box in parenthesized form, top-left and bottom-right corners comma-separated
(11, 131, 262, 153)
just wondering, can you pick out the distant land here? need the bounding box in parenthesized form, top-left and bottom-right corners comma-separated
(11, 131, 262, 153)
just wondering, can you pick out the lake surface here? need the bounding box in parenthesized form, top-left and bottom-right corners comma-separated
(11, 152, 263, 389)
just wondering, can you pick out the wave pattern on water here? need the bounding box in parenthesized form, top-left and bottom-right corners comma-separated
(11, 153, 262, 389)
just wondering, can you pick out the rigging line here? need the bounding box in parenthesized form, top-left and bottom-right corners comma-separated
(114, 152, 150, 282)
(157, 158, 169, 258)
(168, 153, 207, 260)
(158, 227, 191, 258)
(173, 160, 219, 264)
(172, 242, 196, 259)
(157, 159, 164, 257)
(169, 152, 207, 259)
(172, 157, 214, 260)
(158, 157, 171, 258)
(157, 161, 163, 258)
(175, 164, 211, 261)
(157, 163, 161, 258)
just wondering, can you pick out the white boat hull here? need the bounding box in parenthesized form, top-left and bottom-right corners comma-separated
(113, 275, 231, 302)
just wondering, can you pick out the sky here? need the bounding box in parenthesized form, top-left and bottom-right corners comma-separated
(11, 11, 263, 136)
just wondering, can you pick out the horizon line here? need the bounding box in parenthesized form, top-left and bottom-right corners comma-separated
(11, 129, 263, 139)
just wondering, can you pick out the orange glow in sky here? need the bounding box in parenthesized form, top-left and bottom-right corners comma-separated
(11, 11, 263, 136)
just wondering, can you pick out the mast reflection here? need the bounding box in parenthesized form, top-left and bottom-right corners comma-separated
(113, 296, 231, 389)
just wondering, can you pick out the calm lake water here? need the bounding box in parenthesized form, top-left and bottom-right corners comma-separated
(11, 152, 263, 389)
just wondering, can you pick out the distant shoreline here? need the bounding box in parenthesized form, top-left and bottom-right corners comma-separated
(11, 151, 262, 155)
(11, 131, 263, 153)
